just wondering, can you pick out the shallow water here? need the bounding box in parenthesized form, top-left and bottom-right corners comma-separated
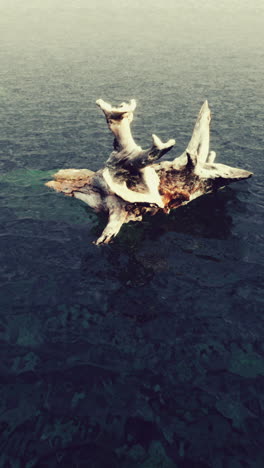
(0, 3, 264, 467)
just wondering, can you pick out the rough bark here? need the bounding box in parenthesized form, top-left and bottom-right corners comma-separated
(46, 99, 253, 245)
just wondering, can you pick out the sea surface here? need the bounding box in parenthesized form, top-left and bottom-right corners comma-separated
(0, 3, 264, 467)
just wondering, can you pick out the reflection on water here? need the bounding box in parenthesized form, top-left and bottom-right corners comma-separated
(1, 3, 264, 467)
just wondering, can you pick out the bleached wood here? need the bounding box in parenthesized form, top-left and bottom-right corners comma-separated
(185, 99, 211, 164)
(96, 98, 138, 153)
(96, 99, 175, 207)
(46, 99, 253, 244)
(103, 166, 164, 207)
(94, 195, 129, 245)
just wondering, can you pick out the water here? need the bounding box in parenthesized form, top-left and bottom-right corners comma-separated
(0, 3, 264, 467)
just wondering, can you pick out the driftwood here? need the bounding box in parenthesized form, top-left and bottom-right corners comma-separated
(46, 99, 252, 245)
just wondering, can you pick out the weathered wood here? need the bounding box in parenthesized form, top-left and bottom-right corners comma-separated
(46, 99, 253, 244)
(97, 98, 175, 208)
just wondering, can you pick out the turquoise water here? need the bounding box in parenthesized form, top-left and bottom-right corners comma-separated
(0, 4, 264, 467)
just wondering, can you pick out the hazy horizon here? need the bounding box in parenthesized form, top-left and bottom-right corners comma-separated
(1, 0, 263, 49)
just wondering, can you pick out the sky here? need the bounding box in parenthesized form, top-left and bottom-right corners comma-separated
(0, 0, 263, 10)
(1, 0, 263, 41)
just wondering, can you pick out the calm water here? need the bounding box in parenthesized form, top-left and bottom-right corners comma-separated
(0, 4, 264, 467)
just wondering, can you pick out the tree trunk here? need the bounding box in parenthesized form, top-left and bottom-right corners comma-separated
(46, 99, 253, 245)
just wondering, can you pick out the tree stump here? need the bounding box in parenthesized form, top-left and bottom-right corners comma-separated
(46, 99, 252, 244)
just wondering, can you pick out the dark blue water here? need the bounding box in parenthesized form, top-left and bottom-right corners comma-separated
(1, 4, 264, 467)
